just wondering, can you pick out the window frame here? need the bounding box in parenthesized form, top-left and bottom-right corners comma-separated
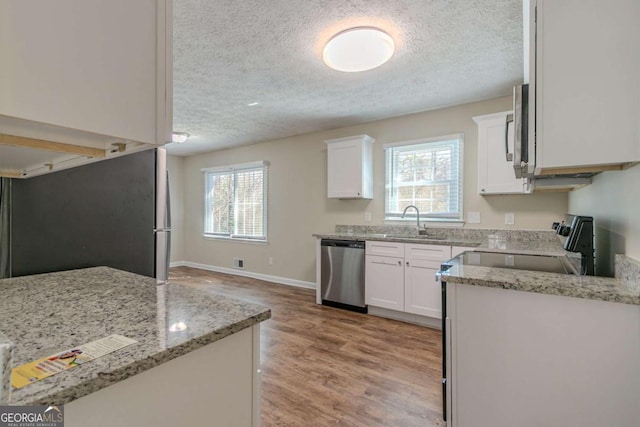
(383, 134, 464, 223)
(201, 161, 269, 242)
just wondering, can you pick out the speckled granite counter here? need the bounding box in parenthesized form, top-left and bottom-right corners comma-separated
(442, 256, 640, 306)
(0, 331, 12, 404)
(0, 267, 271, 406)
(313, 224, 573, 257)
(315, 225, 639, 305)
(311, 232, 481, 247)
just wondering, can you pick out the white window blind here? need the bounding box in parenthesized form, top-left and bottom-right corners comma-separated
(385, 135, 463, 221)
(203, 162, 267, 240)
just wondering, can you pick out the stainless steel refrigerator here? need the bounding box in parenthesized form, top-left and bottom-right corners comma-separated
(10, 148, 170, 279)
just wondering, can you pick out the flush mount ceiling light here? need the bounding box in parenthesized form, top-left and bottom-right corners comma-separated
(171, 132, 190, 144)
(323, 27, 395, 72)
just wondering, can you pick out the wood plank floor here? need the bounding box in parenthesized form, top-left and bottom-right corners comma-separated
(170, 267, 445, 427)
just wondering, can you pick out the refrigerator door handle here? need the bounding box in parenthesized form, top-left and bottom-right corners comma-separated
(155, 148, 171, 283)
(166, 170, 171, 230)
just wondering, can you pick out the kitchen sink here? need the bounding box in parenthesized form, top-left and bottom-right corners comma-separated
(363, 233, 448, 241)
(381, 234, 448, 241)
(413, 235, 447, 240)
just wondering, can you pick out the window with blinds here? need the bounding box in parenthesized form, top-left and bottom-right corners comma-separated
(384, 135, 463, 221)
(203, 161, 268, 240)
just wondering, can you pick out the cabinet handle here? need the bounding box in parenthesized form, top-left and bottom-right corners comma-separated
(505, 113, 514, 161)
(406, 261, 410, 267)
(371, 261, 399, 266)
(397, 260, 402, 266)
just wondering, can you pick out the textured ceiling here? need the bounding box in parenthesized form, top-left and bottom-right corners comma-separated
(169, 0, 522, 156)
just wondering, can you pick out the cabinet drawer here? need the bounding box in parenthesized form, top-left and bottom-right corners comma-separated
(366, 241, 404, 257)
(404, 244, 451, 261)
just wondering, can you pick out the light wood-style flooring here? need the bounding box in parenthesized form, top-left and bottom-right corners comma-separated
(170, 266, 444, 427)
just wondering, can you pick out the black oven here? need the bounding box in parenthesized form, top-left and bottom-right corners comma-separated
(436, 262, 453, 423)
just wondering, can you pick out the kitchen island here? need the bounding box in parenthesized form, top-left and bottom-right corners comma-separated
(0, 267, 270, 427)
(441, 255, 640, 427)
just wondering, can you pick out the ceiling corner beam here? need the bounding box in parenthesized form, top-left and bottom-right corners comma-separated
(0, 169, 23, 179)
(0, 133, 106, 158)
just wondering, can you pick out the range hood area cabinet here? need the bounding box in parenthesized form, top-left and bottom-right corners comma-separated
(525, 0, 640, 175)
(325, 135, 374, 199)
(475, 112, 531, 195)
(0, 0, 172, 148)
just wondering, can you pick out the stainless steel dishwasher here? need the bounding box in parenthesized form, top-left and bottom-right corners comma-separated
(320, 239, 367, 313)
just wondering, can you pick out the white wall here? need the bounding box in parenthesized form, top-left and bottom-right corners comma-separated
(167, 155, 185, 263)
(181, 97, 568, 283)
(569, 165, 640, 276)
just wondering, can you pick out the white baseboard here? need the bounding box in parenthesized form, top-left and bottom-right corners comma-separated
(367, 306, 442, 329)
(171, 261, 316, 290)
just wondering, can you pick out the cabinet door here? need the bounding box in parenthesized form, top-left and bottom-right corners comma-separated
(0, 0, 171, 145)
(327, 140, 362, 198)
(326, 135, 374, 199)
(365, 255, 404, 311)
(475, 112, 527, 194)
(404, 259, 441, 318)
(535, 0, 640, 171)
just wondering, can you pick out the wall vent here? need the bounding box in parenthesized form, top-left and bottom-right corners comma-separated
(233, 258, 244, 269)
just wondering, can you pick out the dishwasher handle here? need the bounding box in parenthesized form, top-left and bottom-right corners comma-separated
(321, 239, 365, 249)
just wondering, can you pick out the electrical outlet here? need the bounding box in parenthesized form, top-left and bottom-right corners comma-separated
(505, 212, 515, 225)
(268, 257, 273, 266)
(468, 211, 481, 224)
(233, 258, 244, 269)
(364, 212, 372, 222)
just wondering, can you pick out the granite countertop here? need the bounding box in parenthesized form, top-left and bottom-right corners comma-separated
(311, 232, 481, 247)
(312, 227, 577, 258)
(0, 267, 271, 406)
(315, 225, 640, 305)
(442, 257, 640, 306)
(0, 331, 12, 405)
(313, 232, 578, 259)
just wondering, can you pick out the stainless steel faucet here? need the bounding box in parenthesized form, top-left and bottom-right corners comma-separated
(401, 205, 420, 231)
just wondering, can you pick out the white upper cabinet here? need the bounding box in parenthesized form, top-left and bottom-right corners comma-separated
(527, 0, 640, 174)
(474, 111, 530, 195)
(0, 0, 172, 148)
(325, 135, 374, 199)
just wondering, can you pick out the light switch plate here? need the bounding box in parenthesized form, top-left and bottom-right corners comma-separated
(505, 212, 515, 225)
(364, 212, 372, 222)
(468, 212, 481, 224)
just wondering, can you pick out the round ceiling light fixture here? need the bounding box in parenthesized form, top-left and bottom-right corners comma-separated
(171, 132, 190, 144)
(323, 27, 395, 72)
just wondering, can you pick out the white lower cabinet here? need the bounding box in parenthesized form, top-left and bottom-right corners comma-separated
(66, 326, 261, 427)
(365, 254, 404, 311)
(366, 241, 451, 319)
(447, 283, 640, 427)
(404, 258, 441, 318)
